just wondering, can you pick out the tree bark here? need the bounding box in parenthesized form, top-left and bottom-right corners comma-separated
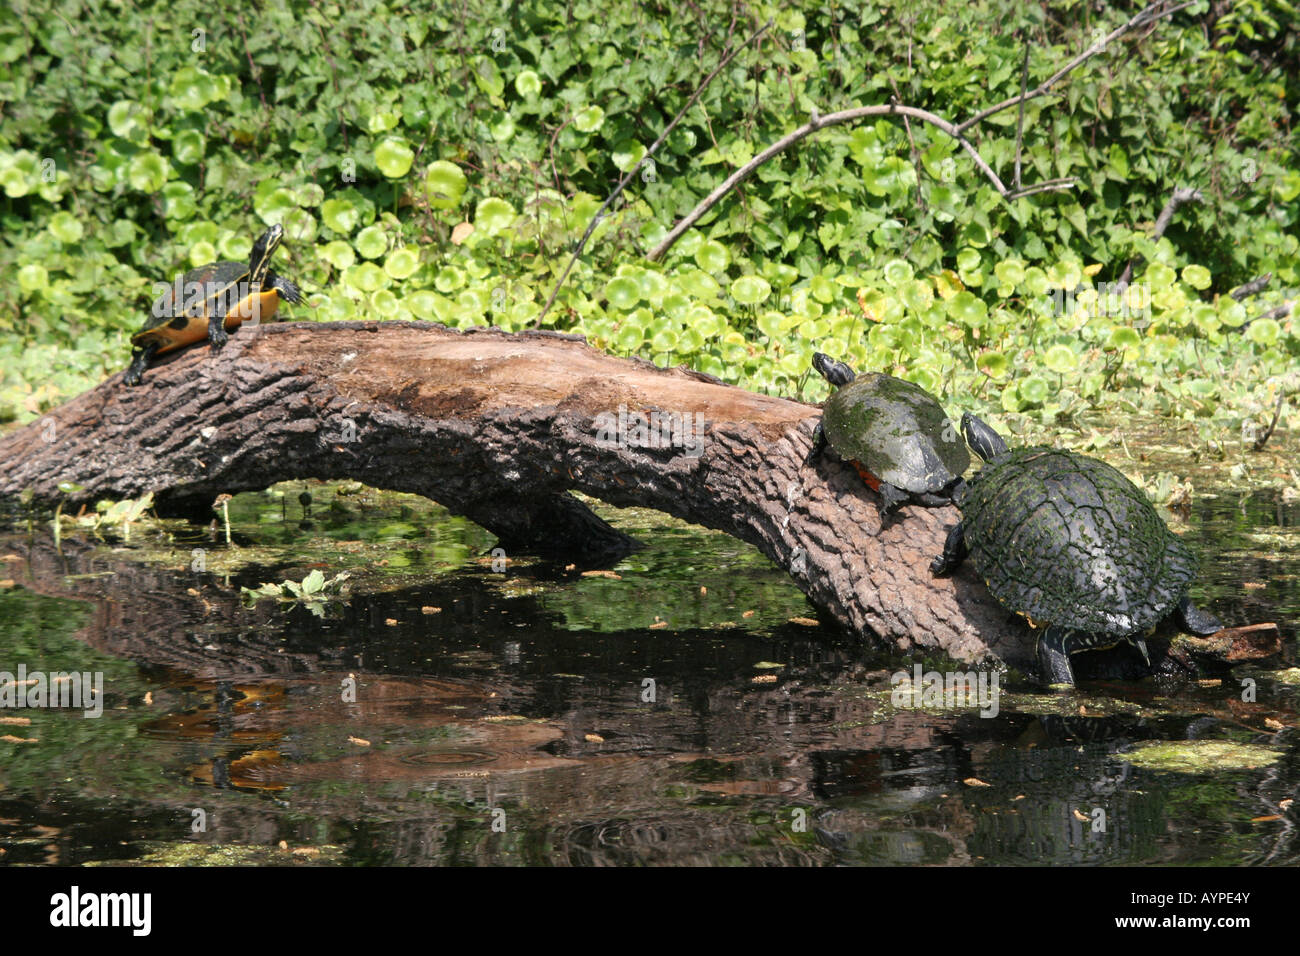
(0, 320, 1032, 667)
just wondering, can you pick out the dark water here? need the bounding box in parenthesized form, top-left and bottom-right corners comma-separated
(0, 483, 1296, 866)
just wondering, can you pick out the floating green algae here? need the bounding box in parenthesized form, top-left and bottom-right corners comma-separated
(1119, 740, 1283, 773)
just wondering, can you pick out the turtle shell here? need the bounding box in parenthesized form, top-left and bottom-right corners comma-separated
(131, 260, 254, 352)
(820, 372, 970, 494)
(959, 446, 1197, 636)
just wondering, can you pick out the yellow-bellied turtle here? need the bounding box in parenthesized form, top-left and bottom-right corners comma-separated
(806, 352, 970, 513)
(930, 413, 1222, 686)
(123, 224, 302, 386)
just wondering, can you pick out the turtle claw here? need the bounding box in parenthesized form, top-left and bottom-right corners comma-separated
(208, 317, 229, 350)
(1037, 628, 1078, 687)
(122, 344, 156, 388)
(1132, 635, 1151, 667)
(804, 423, 827, 467)
(930, 521, 967, 576)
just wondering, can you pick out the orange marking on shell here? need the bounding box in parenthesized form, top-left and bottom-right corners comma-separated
(853, 462, 881, 491)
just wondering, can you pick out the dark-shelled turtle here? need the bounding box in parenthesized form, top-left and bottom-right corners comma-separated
(931, 413, 1222, 686)
(806, 351, 969, 512)
(124, 223, 302, 386)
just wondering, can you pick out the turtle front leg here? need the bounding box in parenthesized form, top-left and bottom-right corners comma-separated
(207, 310, 229, 350)
(270, 273, 303, 305)
(929, 521, 967, 575)
(1176, 595, 1222, 636)
(1037, 627, 1078, 687)
(123, 344, 158, 387)
(876, 482, 909, 514)
(804, 422, 827, 466)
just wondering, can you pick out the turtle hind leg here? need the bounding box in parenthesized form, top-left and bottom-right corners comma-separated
(911, 491, 953, 508)
(123, 344, 158, 387)
(1176, 595, 1222, 636)
(1037, 627, 1078, 687)
(929, 521, 967, 575)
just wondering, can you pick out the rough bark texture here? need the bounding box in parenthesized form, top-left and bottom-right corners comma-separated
(0, 320, 1032, 667)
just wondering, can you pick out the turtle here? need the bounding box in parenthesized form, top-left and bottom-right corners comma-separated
(123, 223, 302, 386)
(930, 412, 1222, 686)
(805, 351, 970, 512)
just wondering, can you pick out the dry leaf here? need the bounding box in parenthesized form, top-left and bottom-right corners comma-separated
(421, 606, 442, 615)
(1251, 815, 1282, 823)
(751, 674, 778, 684)
(742, 610, 755, 619)
(451, 221, 475, 244)
(788, 617, 820, 627)
(1072, 809, 1089, 822)
(385, 618, 398, 626)
(581, 569, 621, 579)
(584, 733, 604, 743)
(0, 717, 31, 726)
(963, 777, 991, 787)
(348, 736, 371, 747)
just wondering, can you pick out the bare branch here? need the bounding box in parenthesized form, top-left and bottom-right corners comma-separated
(1230, 273, 1272, 301)
(956, 0, 1197, 134)
(1118, 186, 1203, 286)
(647, 103, 1075, 261)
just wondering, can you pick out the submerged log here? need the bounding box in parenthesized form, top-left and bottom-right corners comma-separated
(0, 321, 1073, 670)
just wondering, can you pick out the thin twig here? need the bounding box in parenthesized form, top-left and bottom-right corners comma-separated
(1253, 392, 1285, 452)
(886, 75, 925, 213)
(1013, 41, 1030, 191)
(535, 19, 773, 326)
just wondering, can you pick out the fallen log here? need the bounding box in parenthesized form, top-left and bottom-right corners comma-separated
(0, 320, 1082, 670)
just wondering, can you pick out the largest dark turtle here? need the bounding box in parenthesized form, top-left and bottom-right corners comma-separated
(931, 413, 1221, 686)
(123, 223, 302, 386)
(806, 352, 969, 513)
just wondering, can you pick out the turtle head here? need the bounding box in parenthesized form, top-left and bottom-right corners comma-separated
(248, 224, 285, 286)
(812, 351, 856, 387)
(961, 412, 1010, 462)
